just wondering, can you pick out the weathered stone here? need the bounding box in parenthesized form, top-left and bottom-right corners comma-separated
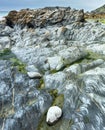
(27, 72, 42, 78)
(0, 36, 10, 49)
(47, 56, 64, 71)
(26, 65, 39, 72)
(46, 106, 62, 125)
(1, 6, 105, 130)
(5, 7, 84, 28)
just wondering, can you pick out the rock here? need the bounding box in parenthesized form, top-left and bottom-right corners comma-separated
(65, 59, 104, 75)
(0, 60, 52, 130)
(87, 43, 105, 55)
(47, 56, 64, 71)
(46, 106, 62, 125)
(26, 65, 39, 72)
(3, 26, 14, 34)
(27, 72, 42, 78)
(44, 72, 66, 91)
(57, 26, 67, 36)
(65, 64, 81, 75)
(0, 36, 10, 49)
(2, 6, 105, 130)
(5, 7, 84, 28)
(58, 47, 87, 65)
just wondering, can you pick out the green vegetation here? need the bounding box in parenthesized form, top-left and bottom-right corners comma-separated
(0, 48, 16, 60)
(10, 58, 27, 73)
(37, 116, 73, 130)
(99, 19, 105, 24)
(85, 18, 105, 25)
(0, 48, 27, 73)
(38, 78, 45, 90)
(50, 69, 58, 74)
(52, 94, 64, 108)
(48, 89, 64, 108)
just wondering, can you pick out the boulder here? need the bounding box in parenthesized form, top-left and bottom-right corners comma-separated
(46, 106, 62, 125)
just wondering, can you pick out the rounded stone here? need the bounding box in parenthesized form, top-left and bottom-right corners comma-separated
(27, 72, 42, 78)
(46, 106, 62, 125)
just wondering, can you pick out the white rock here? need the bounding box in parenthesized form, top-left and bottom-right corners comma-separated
(46, 106, 62, 125)
(27, 72, 42, 78)
(47, 56, 64, 71)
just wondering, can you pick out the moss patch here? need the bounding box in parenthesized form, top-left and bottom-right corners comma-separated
(10, 58, 27, 73)
(37, 116, 73, 130)
(48, 89, 58, 98)
(0, 48, 27, 73)
(0, 48, 16, 60)
(99, 19, 105, 24)
(50, 69, 58, 74)
(52, 94, 64, 108)
(48, 89, 64, 108)
(38, 78, 45, 90)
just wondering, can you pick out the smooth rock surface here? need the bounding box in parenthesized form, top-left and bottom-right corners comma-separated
(27, 72, 42, 78)
(46, 106, 62, 125)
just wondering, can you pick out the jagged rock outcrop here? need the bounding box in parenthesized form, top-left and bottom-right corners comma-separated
(5, 7, 84, 28)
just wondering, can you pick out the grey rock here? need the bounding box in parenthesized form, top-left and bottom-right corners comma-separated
(58, 47, 87, 65)
(27, 72, 42, 78)
(26, 65, 39, 72)
(0, 60, 52, 130)
(0, 36, 10, 49)
(47, 56, 64, 71)
(44, 72, 67, 92)
(1, 6, 105, 130)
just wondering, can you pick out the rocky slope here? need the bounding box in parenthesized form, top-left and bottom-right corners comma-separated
(85, 4, 105, 20)
(1, 7, 105, 130)
(91, 4, 105, 13)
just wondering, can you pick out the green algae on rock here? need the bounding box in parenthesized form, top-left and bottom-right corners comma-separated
(0, 48, 16, 60)
(10, 58, 27, 73)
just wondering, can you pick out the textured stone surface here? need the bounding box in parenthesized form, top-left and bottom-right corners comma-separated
(1, 6, 105, 130)
(27, 72, 42, 78)
(5, 7, 84, 28)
